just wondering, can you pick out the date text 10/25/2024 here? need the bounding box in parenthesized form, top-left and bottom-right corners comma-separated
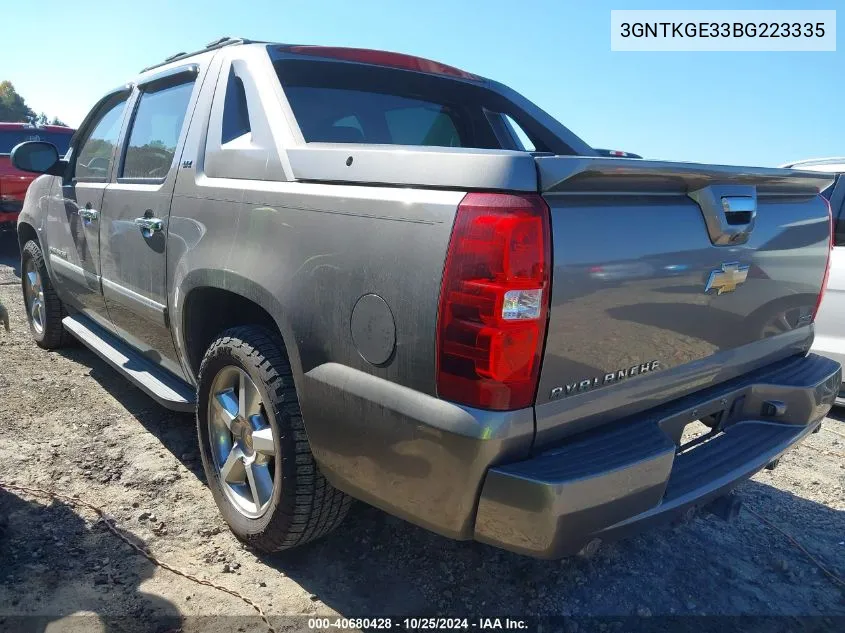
(307, 618, 529, 630)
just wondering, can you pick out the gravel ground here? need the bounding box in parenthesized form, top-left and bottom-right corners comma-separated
(0, 233, 843, 633)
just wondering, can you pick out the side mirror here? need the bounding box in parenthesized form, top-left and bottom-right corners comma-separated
(10, 141, 65, 176)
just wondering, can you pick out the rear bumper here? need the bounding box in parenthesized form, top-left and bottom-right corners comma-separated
(808, 337, 845, 406)
(474, 353, 840, 558)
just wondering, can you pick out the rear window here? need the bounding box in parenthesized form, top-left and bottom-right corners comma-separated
(0, 129, 72, 155)
(274, 58, 550, 151)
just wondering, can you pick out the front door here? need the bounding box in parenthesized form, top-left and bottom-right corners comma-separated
(99, 71, 198, 378)
(46, 92, 130, 328)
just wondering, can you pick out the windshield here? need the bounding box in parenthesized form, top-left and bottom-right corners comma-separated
(0, 129, 73, 155)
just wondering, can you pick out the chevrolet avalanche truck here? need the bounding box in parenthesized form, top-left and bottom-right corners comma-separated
(0, 123, 73, 230)
(10, 38, 840, 558)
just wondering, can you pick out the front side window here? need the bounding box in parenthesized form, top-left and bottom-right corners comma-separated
(122, 81, 194, 180)
(75, 98, 128, 180)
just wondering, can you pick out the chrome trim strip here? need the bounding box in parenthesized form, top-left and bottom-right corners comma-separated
(102, 277, 167, 326)
(49, 254, 99, 290)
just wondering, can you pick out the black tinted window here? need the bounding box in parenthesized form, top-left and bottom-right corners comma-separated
(274, 59, 534, 149)
(0, 130, 73, 155)
(122, 81, 194, 180)
(76, 99, 128, 180)
(222, 69, 250, 144)
(821, 176, 838, 200)
(286, 86, 463, 146)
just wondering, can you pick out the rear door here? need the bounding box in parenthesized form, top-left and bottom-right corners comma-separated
(99, 66, 200, 378)
(45, 92, 130, 325)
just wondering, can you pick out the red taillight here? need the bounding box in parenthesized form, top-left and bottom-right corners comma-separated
(813, 193, 834, 320)
(285, 46, 479, 80)
(437, 193, 551, 410)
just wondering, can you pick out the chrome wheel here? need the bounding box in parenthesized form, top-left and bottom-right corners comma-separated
(24, 259, 45, 335)
(207, 366, 277, 518)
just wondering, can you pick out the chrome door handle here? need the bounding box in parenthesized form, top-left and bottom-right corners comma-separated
(78, 207, 99, 221)
(134, 216, 163, 233)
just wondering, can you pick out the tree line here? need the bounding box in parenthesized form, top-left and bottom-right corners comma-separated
(0, 80, 67, 126)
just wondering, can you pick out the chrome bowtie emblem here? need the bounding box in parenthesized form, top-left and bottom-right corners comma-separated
(705, 262, 749, 295)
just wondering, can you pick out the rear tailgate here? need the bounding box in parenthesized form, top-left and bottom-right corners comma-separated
(534, 156, 833, 443)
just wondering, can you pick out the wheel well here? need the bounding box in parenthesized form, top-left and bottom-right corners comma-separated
(18, 222, 38, 251)
(183, 287, 280, 376)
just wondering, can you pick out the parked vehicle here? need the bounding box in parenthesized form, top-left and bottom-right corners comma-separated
(781, 158, 845, 404)
(10, 38, 839, 558)
(0, 123, 73, 231)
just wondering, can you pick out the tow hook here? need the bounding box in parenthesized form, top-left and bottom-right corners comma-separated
(704, 493, 742, 522)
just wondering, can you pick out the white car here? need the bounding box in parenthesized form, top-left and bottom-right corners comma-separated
(781, 157, 845, 403)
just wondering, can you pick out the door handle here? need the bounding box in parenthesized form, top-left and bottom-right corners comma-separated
(134, 216, 163, 235)
(78, 207, 99, 221)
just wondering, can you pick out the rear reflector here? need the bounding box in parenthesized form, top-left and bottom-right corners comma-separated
(285, 46, 479, 80)
(437, 193, 551, 410)
(813, 193, 834, 320)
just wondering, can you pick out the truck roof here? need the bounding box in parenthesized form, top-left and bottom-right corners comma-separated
(140, 36, 478, 81)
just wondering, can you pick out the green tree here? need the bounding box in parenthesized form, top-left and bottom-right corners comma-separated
(0, 81, 35, 123)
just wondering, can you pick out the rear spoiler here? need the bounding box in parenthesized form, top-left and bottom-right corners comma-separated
(537, 157, 835, 196)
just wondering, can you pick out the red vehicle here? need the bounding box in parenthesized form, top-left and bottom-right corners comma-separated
(1, 122, 74, 230)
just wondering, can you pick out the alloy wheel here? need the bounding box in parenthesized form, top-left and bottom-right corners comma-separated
(207, 366, 277, 518)
(24, 259, 45, 335)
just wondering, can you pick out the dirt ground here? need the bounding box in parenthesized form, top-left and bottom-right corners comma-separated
(0, 233, 843, 633)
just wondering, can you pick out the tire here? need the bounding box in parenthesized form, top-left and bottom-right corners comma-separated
(196, 325, 351, 552)
(20, 240, 68, 349)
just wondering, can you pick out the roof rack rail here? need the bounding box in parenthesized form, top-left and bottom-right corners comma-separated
(781, 156, 845, 168)
(140, 37, 261, 73)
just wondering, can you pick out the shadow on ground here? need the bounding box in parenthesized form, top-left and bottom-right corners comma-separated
(0, 233, 21, 278)
(47, 338, 845, 622)
(0, 486, 181, 633)
(57, 346, 203, 483)
(258, 480, 845, 620)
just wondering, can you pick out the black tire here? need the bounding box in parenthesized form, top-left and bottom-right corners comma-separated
(196, 325, 351, 552)
(20, 240, 68, 349)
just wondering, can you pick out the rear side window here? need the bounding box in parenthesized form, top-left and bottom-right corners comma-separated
(221, 68, 250, 143)
(821, 176, 837, 201)
(121, 81, 194, 180)
(502, 114, 536, 152)
(275, 58, 550, 150)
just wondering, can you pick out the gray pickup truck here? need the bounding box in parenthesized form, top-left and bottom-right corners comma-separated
(11, 38, 840, 559)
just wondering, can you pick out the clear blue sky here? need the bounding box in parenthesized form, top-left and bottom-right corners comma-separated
(1, 0, 840, 166)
